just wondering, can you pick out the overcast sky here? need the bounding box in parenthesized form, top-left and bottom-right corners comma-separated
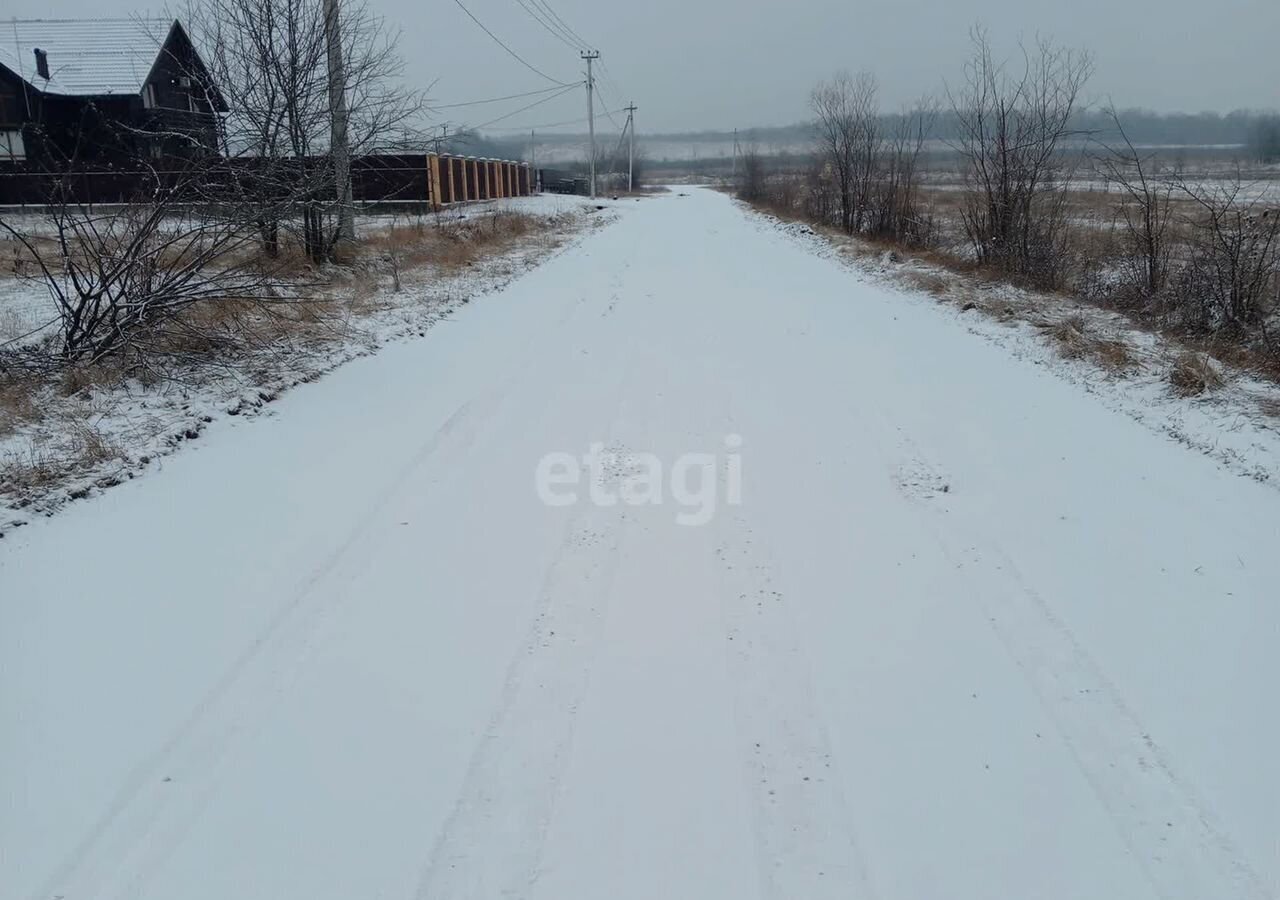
(7, 0, 1279, 133)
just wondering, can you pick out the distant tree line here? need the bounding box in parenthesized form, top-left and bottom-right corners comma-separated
(735, 25, 1280, 371)
(670, 108, 1280, 157)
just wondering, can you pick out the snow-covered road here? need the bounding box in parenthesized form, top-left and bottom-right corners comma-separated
(3, 187, 1278, 900)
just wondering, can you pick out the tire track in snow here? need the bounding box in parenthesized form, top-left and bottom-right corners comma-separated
(705, 367, 878, 900)
(860, 405, 1272, 900)
(414, 355, 646, 900)
(27, 243, 643, 900)
(713, 505, 879, 900)
(30, 379, 528, 900)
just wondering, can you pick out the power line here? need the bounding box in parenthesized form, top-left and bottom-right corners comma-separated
(483, 106, 627, 133)
(583, 58, 623, 133)
(597, 60, 625, 101)
(433, 83, 582, 110)
(448, 0, 574, 86)
(467, 82, 582, 131)
(530, 0, 594, 51)
(511, 0, 582, 49)
(595, 88, 623, 133)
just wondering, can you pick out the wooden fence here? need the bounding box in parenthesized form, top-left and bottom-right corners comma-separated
(0, 153, 537, 207)
(425, 154, 535, 207)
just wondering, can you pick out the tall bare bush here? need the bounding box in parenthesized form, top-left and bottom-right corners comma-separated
(737, 142, 768, 204)
(947, 28, 1093, 287)
(867, 101, 937, 245)
(0, 157, 308, 366)
(1174, 172, 1280, 341)
(1096, 106, 1177, 299)
(811, 71, 879, 234)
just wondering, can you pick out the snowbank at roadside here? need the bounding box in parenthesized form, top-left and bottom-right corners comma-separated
(745, 206, 1280, 489)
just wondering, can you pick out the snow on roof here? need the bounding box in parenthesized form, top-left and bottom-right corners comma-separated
(0, 18, 176, 97)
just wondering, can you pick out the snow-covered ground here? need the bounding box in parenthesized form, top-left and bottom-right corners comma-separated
(753, 212, 1280, 487)
(2, 187, 1278, 900)
(0, 193, 614, 531)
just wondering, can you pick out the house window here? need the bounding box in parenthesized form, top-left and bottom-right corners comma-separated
(143, 83, 157, 109)
(1, 129, 25, 162)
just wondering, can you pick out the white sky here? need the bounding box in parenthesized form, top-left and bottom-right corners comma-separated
(6, 0, 1279, 133)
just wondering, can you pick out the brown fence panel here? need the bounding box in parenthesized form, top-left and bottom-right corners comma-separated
(3, 152, 539, 208)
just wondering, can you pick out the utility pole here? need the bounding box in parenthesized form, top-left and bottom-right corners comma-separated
(530, 129, 540, 192)
(581, 50, 599, 198)
(732, 128, 740, 178)
(625, 102, 637, 192)
(323, 0, 355, 243)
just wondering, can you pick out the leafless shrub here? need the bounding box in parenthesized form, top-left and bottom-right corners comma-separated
(1095, 106, 1177, 300)
(737, 142, 769, 204)
(811, 71, 880, 234)
(1172, 172, 1279, 341)
(0, 165, 313, 367)
(947, 28, 1093, 288)
(867, 100, 938, 245)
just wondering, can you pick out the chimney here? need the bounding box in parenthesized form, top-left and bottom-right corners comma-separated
(33, 48, 50, 80)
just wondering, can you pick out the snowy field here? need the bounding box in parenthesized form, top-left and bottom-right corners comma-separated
(2, 187, 1279, 900)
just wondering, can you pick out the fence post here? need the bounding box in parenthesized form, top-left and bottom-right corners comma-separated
(428, 153, 443, 210)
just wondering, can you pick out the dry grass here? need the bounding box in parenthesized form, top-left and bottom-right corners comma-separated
(1256, 396, 1280, 419)
(361, 210, 563, 275)
(1091, 337, 1137, 373)
(1045, 315, 1092, 359)
(899, 269, 952, 298)
(0, 233, 55, 278)
(1169, 351, 1226, 396)
(0, 376, 42, 437)
(0, 423, 126, 495)
(1039, 314, 1137, 373)
(975, 295, 1020, 321)
(58, 363, 127, 397)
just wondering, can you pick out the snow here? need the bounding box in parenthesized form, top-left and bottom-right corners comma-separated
(0, 193, 614, 533)
(0, 19, 174, 97)
(756, 211, 1280, 486)
(2, 187, 1278, 900)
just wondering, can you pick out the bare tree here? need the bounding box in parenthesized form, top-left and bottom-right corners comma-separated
(947, 28, 1093, 287)
(811, 72, 875, 234)
(1096, 105, 1176, 299)
(183, 0, 426, 262)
